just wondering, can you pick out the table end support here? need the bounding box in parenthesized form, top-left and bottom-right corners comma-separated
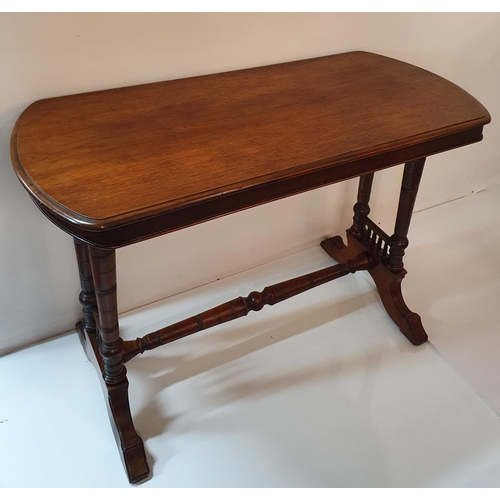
(74, 241, 150, 484)
(321, 233, 427, 346)
(77, 322, 150, 484)
(329, 162, 428, 345)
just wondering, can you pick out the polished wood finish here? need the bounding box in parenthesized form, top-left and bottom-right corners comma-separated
(74, 239, 96, 335)
(77, 323, 149, 484)
(11, 51, 490, 247)
(350, 172, 375, 240)
(88, 247, 125, 385)
(322, 232, 427, 346)
(386, 159, 426, 272)
(75, 244, 149, 483)
(123, 251, 372, 362)
(10, 52, 490, 483)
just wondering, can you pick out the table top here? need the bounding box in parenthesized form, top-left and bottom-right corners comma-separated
(11, 51, 490, 247)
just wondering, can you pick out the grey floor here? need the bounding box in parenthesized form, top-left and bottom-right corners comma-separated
(2, 185, 500, 487)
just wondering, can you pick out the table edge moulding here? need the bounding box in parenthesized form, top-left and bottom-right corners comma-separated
(10, 51, 491, 484)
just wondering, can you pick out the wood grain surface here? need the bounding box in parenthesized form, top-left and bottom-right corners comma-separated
(11, 51, 490, 246)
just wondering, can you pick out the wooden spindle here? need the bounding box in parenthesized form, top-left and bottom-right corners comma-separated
(74, 239, 97, 335)
(386, 159, 426, 271)
(123, 252, 372, 362)
(350, 173, 375, 239)
(89, 247, 126, 385)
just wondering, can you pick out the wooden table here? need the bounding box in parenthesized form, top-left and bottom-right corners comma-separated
(11, 51, 490, 483)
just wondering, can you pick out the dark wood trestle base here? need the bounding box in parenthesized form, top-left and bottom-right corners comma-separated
(74, 160, 428, 484)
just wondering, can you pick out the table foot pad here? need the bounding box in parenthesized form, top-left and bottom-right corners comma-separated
(77, 322, 150, 484)
(321, 231, 428, 346)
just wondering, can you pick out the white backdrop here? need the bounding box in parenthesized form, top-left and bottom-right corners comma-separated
(1, 12, 499, 355)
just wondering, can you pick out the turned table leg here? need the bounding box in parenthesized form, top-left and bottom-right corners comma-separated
(386, 159, 426, 272)
(321, 160, 428, 345)
(350, 172, 374, 240)
(376, 158, 427, 344)
(74, 238, 97, 337)
(89, 247, 125, 385)
(74, 241, 150, 484)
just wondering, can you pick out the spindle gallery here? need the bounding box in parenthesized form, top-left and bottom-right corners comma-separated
(11, 52, 490, 483)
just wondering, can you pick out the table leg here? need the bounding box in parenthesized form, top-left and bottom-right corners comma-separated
(74, 241, 150, 484)
(350, 172, 374, 240)
(321, 160, 428, 345)
(386, 159, 425, 272)
(88, 247, 125, 385)
(74, 239, 97, 336)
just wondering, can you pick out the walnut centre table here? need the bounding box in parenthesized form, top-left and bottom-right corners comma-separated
(11, 51, 491, 483)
